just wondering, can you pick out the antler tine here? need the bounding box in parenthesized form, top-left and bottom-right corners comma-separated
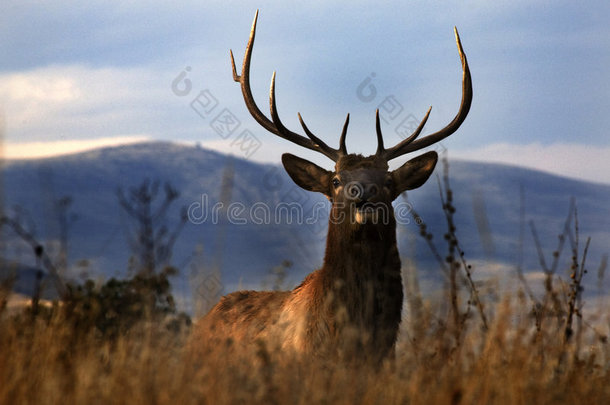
(296, 113, 341, 160)
(379, 107, 432, 160)
(339, 114, 349, 155)
(232, 10, 344, 162)
(375, 109, 384, 155)
(230, 10, 277, 134)
(381, 27, 472, 161)
(269, 73, 339, 161)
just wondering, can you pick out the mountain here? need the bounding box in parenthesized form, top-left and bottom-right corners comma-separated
(2, 142, 609, 312)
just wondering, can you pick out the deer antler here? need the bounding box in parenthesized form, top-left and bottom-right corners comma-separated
(231, 10, 348, 162)
(376, 27, 472, 161)
(232, 12, 472, 163)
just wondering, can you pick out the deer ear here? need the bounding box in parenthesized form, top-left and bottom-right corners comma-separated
(282, 153, 332, 196)
(391, 151, 438, 197)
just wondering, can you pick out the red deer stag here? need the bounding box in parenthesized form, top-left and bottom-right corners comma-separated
(193, 11, 472, 364)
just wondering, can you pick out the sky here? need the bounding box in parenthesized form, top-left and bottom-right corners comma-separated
(1, 1, 609, 184)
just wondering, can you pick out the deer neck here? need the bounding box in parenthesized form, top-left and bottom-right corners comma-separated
(308, 210, 403, 352)
(321, 212, 402, 291)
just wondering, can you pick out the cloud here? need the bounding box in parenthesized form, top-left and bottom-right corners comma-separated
(3, 135, 152, 160)
(451, 143, 610, 185)
(0, 64, 173, 143)
(3, 73, 81, 102)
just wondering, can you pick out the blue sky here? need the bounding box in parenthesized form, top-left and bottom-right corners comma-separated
(1, 1, 609, 183)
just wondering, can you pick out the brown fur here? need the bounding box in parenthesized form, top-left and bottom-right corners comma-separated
(191, 152, 437, 365)
(335, 154, 389, 172)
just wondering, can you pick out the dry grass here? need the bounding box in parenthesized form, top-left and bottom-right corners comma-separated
(1, 285, 609, 405)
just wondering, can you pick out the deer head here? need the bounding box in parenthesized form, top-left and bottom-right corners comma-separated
(230, 11, 472, 232)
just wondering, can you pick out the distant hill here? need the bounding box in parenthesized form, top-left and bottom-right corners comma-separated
(2, 142, 609, 312)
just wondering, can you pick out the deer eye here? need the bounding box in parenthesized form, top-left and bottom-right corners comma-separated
(384, 177, 393, 188)
(332, 178, 341, 189)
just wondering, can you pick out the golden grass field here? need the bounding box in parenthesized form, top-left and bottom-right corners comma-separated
(1, 277, 609, 405)
(1, 162, 608, 404)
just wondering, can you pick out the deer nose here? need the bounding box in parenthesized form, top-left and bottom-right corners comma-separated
(345, 182, 378, 201)
(364, 184, 379, 200)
